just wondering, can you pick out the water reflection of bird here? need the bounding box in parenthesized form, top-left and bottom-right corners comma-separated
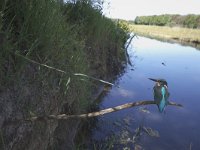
(149, 78, 170, 113)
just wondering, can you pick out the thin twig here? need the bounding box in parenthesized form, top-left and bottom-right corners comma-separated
(125, 34, 136, 66)
(74, 73, 113, 86)
(125, 34, 136, 50)
(15, 52, 114, 86)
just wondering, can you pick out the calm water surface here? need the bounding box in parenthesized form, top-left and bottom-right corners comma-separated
(88, 36, 200, 150)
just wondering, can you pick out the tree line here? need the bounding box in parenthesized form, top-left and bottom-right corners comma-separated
(134, 14, 200, 28)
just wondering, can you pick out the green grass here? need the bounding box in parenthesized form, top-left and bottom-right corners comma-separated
(0, 1, 129, 149)
(130, 24, 200, 44)
(0, 0, 129, 114)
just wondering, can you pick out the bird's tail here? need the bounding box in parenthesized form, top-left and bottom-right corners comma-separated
(159, 100, 166, 112)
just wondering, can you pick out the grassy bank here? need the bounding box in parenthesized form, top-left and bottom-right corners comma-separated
(0, 0, 129, 112)
(0, 0, 129, 149)
(130, 24, 200, 45)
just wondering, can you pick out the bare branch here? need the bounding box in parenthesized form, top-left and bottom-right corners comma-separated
(25, 100, 182, 121)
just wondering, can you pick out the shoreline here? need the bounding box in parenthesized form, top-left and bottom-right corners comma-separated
(129, 25, 200, 49)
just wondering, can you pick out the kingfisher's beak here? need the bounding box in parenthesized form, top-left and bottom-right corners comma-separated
(148, 78, 159, 82)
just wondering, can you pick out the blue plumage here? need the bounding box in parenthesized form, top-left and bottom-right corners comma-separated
(149, 78, 170, 113)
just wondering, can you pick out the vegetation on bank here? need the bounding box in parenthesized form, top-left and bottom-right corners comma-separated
(0, 0, 129, 110)
(0, 0, 129, 149)
(130, 24, 200, 45)
(133, 14, 200, 29)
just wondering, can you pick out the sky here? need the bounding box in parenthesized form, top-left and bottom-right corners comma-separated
(102, 0, 200, 20)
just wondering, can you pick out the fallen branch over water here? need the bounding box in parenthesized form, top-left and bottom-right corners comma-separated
(26, 100, 182, 121)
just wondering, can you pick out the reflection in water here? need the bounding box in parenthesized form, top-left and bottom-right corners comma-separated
(148, 78, 169, 113)
(142, 35, 200, 51)
(114, 88, 135, 98)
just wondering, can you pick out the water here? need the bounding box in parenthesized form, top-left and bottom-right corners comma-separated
(87, 36, 200, 150)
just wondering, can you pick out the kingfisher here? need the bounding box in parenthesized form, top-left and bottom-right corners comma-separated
(149, 78, 170, 113)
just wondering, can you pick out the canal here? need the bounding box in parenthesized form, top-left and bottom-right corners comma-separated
(84, 36, 200, 150)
